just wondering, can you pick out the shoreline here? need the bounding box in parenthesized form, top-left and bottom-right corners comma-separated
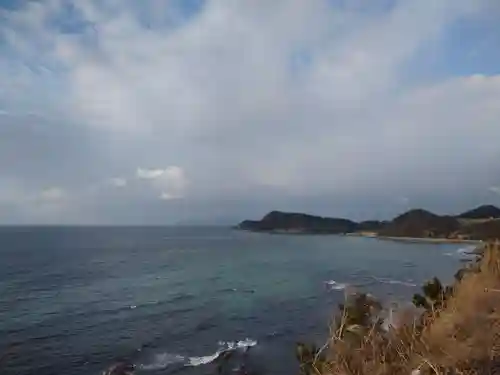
(239, 228, 483, 245)
(317, 242, 500, 375)
(345, 232, 484, 252)
(346, 233, 482, 245)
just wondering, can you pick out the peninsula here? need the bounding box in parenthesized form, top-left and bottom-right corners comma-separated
(235, 205, 500, 241)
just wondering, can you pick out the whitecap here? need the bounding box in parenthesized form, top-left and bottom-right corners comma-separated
(324, 280, 348, 291)
(443, 246, 477, 258)
(236, 338, 257, 348)
(137, 339, 258, 371)
(187, 352, 223, 367)
(188, 338, 257, 366)
(137, 353, 185, 371)
(456, 246, 477, 255)
(130, 305, 137, 309)
(373, 277, 416, 287)
(220, 338, 258, 350)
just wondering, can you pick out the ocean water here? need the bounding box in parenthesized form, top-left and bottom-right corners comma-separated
(0, 226, 472, 375)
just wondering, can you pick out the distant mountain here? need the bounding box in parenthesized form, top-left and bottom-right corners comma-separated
(457, 205, 500, 219)
(236, 211, 358, 234)
(236, 205, 500, 241)
(378, 209, 460, 238)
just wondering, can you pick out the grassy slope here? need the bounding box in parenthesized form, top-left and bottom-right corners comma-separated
(310, 242, 500, 375)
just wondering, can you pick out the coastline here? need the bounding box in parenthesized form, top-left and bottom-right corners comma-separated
(240, 228, 483, 245)
(236, 206, 500, 243)
(377, 236, 482, 244)
(240, 229, 485, 253)
(315, 242, 500, 375)
(345, 233, 482, 244)
(345, 232, 485, 253)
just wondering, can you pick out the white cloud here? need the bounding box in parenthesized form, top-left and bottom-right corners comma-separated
(39, 187, 66, 201)
(489, 187, 500, 195)
(49, 0, 487, 139)
(109, 177, 127, 187)
(137, 166, 188, 199)
(136, 168, 166, 180)
(0, 180, 71, 220)
(159, 192, 180, 201)
(0, 0, 499, 223)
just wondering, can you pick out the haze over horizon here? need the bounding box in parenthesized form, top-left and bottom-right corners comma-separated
(1, 0, 500, 225)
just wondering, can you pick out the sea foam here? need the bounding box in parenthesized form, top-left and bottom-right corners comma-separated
(137, 338, 257, 370)
(325, 280, 348, 291)
(372, 276, 417, 287)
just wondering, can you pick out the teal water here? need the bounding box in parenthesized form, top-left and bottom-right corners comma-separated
(0, 227, 470, 375)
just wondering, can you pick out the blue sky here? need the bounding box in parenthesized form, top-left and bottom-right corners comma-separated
(0, 0, 500, 224)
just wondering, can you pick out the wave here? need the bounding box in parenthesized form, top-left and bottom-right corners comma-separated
(218, 287, 256, 294)
(444, 246, 477, 258)
(136, 338, 257, 371)
(138, 353, 185, 371)
(219, 338, 258, 350)
(456, 245, 477, 255)
(325, 280, 348, 291)
(187, 352, 222, 367)
(372, 276, 416, 287)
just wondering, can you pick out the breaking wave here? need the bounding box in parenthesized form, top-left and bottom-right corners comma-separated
(186, 352, 222, 367)
(136, 338, 257, 371)
(138, 353, 185, 371)
(445, 245, 478, 258)
(372, 276, 417, 287)
(325, 280, 348, 291)
(456, 246, 477, 255)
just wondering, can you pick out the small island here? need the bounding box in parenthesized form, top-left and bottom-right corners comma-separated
(235, 205, 500, 242)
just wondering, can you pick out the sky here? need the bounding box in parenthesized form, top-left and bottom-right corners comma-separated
(0, 0, 500, 225)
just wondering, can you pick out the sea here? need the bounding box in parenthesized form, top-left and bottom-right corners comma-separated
(0, 226, 475, 375)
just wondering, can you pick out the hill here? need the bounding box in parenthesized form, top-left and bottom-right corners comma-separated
(378, 209, 461, 238)
(459, 219, 500, 240)
(457, 204, 500, 219)
(236, 211, 358, 234)
(236, 206, 500, 241)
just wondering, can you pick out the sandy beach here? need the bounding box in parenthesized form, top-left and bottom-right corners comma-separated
(345, 232, 483, 246)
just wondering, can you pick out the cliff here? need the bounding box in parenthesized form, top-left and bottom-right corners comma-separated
(305, 242, 500, 375)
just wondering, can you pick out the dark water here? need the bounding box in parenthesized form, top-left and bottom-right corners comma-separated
(0, 227, 471, 375)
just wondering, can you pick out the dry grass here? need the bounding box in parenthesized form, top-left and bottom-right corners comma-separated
(314, 241, 500, 375)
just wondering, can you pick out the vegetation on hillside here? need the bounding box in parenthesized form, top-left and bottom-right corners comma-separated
(458, 205, 500, 220)
(297, 241, 500, 375)
(237, 205, 500, 240)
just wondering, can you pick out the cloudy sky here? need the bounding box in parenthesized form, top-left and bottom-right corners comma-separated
(1, 0, 500, 224)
